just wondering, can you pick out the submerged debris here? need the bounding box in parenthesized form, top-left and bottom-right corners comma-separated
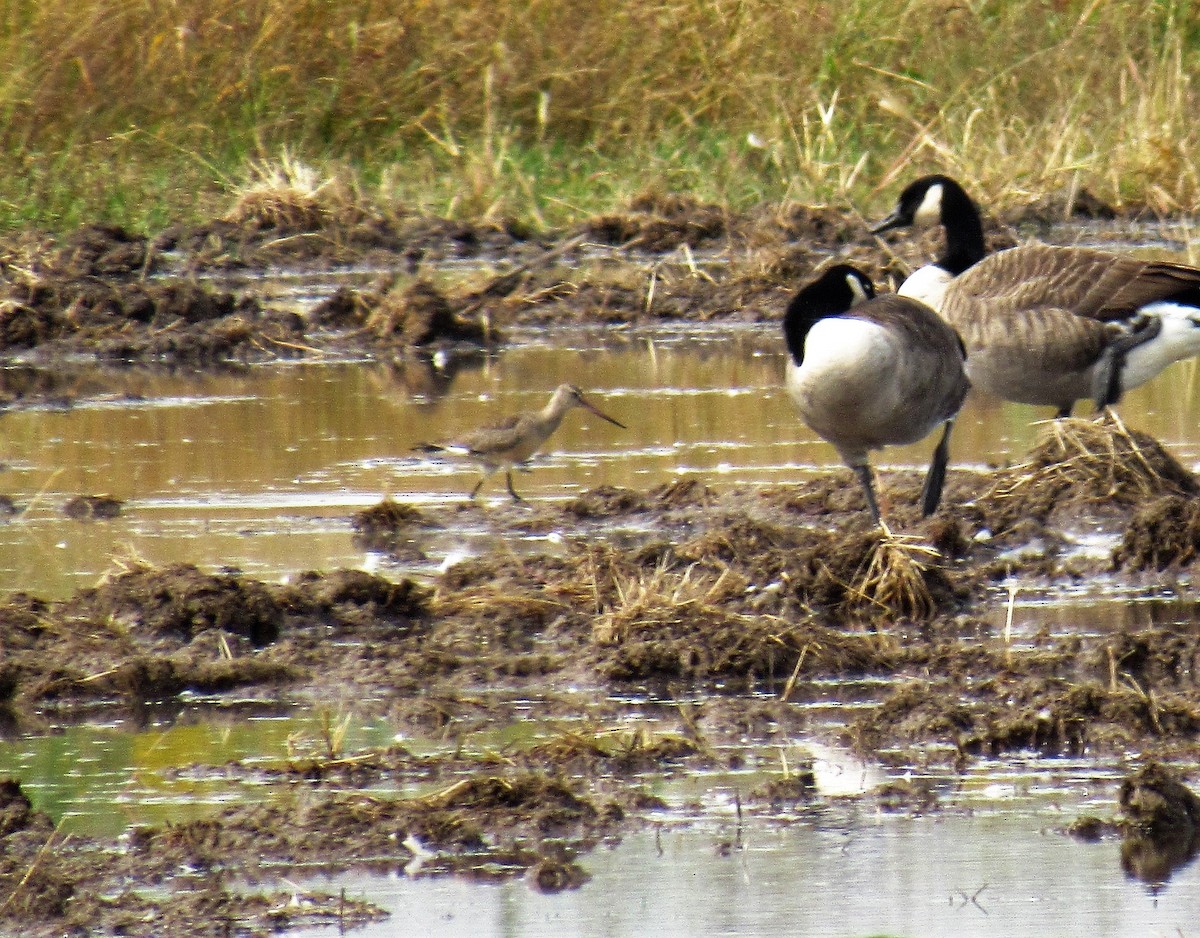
(62, 494, 123, 520)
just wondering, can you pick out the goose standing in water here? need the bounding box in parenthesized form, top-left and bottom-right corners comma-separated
(784, 264, 969, 528)
(872, 175, 1200, 417)
(416, 384, 626, 501)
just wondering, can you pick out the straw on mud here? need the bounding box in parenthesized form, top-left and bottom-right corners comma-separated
(0, 822, 68, 915)
(843, 534, 941, 622)
(592, 562, 750, 645)
(989, 412, 1194, 503)
(1004, 583, 1018, 667)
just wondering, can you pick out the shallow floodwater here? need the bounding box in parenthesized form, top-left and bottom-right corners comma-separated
(2, 316, 1200, 935)
(0, 325, 1198, 599)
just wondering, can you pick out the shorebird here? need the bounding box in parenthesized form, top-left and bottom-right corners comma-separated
(784, 264, 969, 527)
(872, 174, 1200, 417)
(415, 383, 626, 501)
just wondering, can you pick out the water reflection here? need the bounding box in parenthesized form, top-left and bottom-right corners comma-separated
(1122, 827, 1200, 892)
(0, 327, 1198, 600)
(294, 819, 1200, 938)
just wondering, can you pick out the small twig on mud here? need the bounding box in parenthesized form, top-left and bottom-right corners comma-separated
(0, 823, 68, 914)
(679, 243, 717, 283)
(1003, 583, 1018, 666)
(77, 666, 122, 684)
(1119, 674, 1164, 735)
(259, 334, 329, 356)
(778, 642, 811, 703)
(643, 265, 658, 314)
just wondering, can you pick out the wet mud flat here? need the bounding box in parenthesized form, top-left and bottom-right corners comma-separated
(0, 182, 1080, 381)
(0, 191, 1199, 933)
(2, 412, 1200, 934)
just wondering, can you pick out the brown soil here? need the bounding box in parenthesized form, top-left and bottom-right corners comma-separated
(0, 191, 1023, 370)
(2, 196, 1200, 934)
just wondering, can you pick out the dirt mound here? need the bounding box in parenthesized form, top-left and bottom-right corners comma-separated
(980, 413, 1197, 533)
(585, 191, 728, 251)
(1113, 495, 1200, 570)
(0, 271, 308, 365)
(351, 498, 437, 553)
(77, 562, 284, 645)
(674, 514, 964, 622)
(1118, 762, 1200, 886)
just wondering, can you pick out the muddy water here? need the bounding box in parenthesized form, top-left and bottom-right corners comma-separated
(303, 817, 1199, 938)
(1, 327, 1199, 599)
(3, 324, 1200, 933)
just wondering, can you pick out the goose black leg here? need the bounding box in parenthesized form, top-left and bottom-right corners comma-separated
(853, 464, 884, 528)
(920, 420, 955, 517)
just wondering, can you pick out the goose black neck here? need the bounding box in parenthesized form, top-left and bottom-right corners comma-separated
(938, 181, 986, 275)
(783, 289, 841, 365)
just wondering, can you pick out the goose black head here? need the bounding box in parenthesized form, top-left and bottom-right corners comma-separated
(783, 264, 876, 364)
(871, 175, 985, 275)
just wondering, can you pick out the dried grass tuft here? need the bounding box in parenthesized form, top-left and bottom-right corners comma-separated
(845, 535, 941, 622)
(981, 412, 1196, 530)
(592, 562, 748, 646)
(225, 152, 344, 231)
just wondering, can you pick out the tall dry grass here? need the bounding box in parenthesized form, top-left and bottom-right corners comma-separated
(1, 0, 1200, 228)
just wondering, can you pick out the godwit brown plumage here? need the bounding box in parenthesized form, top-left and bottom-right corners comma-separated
(416, 383, 626, 501)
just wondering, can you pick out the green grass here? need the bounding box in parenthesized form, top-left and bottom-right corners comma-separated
(2, 0, 1200, 232)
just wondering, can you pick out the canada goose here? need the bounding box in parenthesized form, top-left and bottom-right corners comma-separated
(872, 175, 1200, 417)
(415, 384, 626, 501)
(784, 264, 969, 527)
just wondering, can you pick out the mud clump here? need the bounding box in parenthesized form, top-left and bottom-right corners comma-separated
(134, 771, 620, 882)
(78, 562, 284, 646)
(1113, 494, 1200, 570)
(674, 514, 964, 623)
(749, 771, 817, 807)
(1120, 762, 1200, 837)
(367, 279, 492, 346)
(0, 271, 309, 365)
(351, 498, 437, 553)
(1118, 762, 1200, 886)
(0, 779, 72, 921)
(278, 568, 431, 621)
(585, 191, 728, 251)
(981, 413, 1197, 533)
(565, 485, 650, 518)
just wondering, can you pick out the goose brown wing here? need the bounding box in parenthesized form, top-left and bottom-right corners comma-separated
(960, 244, 1200, 322)
(944, 289, 1118, 372)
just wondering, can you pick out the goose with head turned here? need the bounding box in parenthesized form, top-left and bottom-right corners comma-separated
(784, 263, 969, 529)
(871, 175, 1200, 417)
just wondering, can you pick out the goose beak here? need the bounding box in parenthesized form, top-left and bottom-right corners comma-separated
(870, 211, 906, 235)
(579, 396, 626, 429)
